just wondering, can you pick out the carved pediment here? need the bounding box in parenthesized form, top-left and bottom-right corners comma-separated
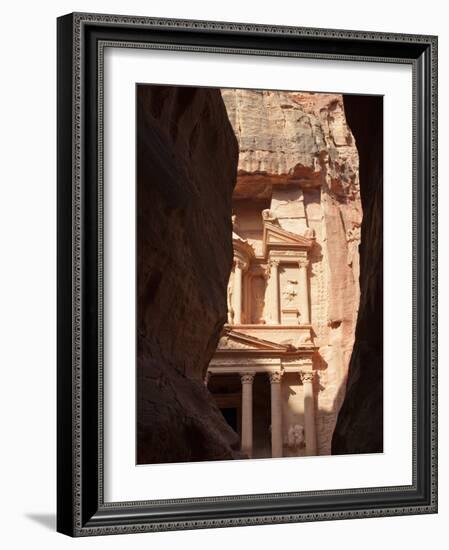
(218, 329, 295, 352)
(218, 336, 257, 350)
(263, 222, 313, 252)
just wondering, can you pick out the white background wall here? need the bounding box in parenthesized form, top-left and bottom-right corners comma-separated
(0, 0, 445, 548)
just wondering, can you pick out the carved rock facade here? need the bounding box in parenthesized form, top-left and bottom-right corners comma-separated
(207, 90, 362, 457)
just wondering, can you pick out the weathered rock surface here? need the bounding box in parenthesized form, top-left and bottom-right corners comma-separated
(332, 96, 384, 454)
(137, 85, 241, 464)
(221, 89, 363, 454)
(222, 89, 360, 198)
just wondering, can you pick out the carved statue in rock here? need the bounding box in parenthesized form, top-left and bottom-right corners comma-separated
(227, 281, 234, 324)
(282, 279, 298, 303)
(285, 424, 305, 449)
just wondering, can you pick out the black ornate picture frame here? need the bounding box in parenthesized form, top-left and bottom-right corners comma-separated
(57, 12, 438, 536)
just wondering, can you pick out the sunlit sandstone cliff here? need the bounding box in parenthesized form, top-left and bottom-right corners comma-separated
(221, 89, 362, 454)
(137, 85, 241, 464)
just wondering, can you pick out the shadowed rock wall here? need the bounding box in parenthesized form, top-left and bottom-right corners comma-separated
(137, 85, 241, 464)
(332, 95, 384, 454)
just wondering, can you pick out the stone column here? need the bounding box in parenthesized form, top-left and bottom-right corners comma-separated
(269, 371, 283, 458)
(240, 373, 255, 458)
(233, 260, 244, 324)
(301, 371, 317, 456)
(298, 259, 310, 324)
(269, 259, 280, 324)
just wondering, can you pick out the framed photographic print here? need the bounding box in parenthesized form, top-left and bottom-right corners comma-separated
(57, 12, 438, 536)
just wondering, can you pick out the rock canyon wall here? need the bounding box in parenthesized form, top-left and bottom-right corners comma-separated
(221, 89, 362, 454)
(136, 85, 241, 464)
(332, 95, 384, 454)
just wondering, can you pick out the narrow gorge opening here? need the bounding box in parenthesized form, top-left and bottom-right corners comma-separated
(136, 84, 382, 465)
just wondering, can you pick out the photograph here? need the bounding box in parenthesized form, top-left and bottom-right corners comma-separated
(136, 84, 383, 465)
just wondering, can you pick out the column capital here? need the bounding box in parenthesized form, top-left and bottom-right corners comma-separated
(268, 258, 280, 269)
(268, 371, 283, 384)
(240, 372, 255, 384)
(298, 258, 310, 269)
(300, 370, 314, 384)
(234, 258, 246, 271)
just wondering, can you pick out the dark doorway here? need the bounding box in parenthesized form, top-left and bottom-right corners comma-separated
(220, 407, 238, 432)
(253, 375, 271, 458)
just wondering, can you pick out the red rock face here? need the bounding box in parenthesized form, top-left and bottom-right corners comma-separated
(332, 95, 384, 454)
(221, 89, 363, 455)
(136, 86, 241, 464)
